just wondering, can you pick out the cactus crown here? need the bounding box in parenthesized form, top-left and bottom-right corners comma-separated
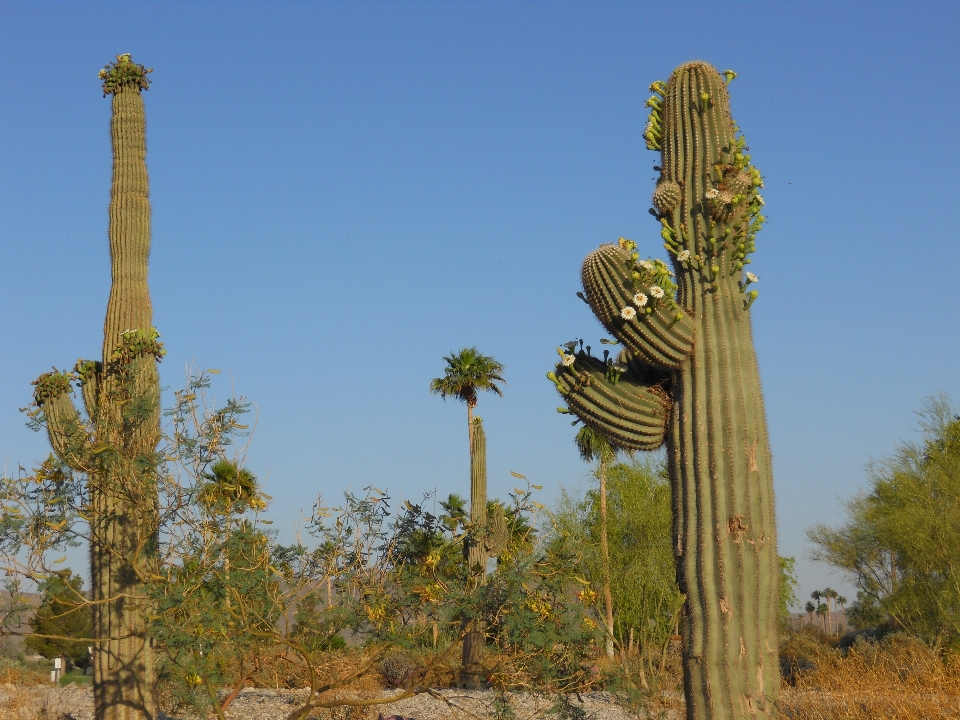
(99, 54, 152, 96)
(107, 328, 166, 367)
(645, 62, 766, 301)
(32, 371, 75, 407)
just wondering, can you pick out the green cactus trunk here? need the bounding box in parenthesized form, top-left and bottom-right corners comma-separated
(92, 71, 160, 720)
(662, 65, 777, 719)
(460, 416, 487, 689)
(34, 55, 160, 720)
(550, 62, 778, 719)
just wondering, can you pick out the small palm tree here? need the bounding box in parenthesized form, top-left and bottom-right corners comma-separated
(836, 595, 847, 635)
(816, 602, 829, 633)
(575, 424, 621, 659)
(198, 459, 262, 516)
(810, 590, 823, 632)
(823, 587, 838, 635)
(430, 347, 505, 443)
(804, 601, 816, 627)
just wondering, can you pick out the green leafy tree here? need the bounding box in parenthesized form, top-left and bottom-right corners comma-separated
(550, 459, 682, 687)
(778, 557, 799, 629)
(808, 395, 960, 650)
(573, 424, 620, 659)
(25, 570, 92, 668)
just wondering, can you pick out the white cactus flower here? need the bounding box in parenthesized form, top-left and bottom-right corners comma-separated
(676, 250, 691, 262)
(620, 306, 637, 320)
(649, 286, 665, 299)
(746, 272, 759, 283)
(633, 292, 648, 307)
(638, 260, 654, 271)
(705, 188, 720, 199)
(561, 354, 576, 367)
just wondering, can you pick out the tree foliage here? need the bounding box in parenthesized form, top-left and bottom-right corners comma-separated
(25, 570, 92, 668)
(550, 459, 682, 654)
(807, 395, 960, 650)
(429, 347, 505, 409)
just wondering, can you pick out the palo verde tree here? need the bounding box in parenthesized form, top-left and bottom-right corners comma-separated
(25, 570, 93, 668)
(27, 54, 162, 720)
(808, 395, 960, 650)
(430, 347, 506, 687)
(548, 62, 777, 719)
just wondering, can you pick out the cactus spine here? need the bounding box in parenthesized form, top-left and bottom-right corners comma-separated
(32, 54, 161, 720)
(551, 62, 777, 719)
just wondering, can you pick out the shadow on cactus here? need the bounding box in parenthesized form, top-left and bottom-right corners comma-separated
(549, 61, 778, 720)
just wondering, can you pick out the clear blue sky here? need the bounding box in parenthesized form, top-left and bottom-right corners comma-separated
(2, 2, 958, 608)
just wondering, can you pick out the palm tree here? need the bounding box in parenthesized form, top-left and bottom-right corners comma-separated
(198, 459, 262, 517)
(430, 347, 504, 688)
(810, 590, 823, 632)
(804, 601, 816, 627)
(836, 595, 847, 635)
(823, 588, 838, 635)
(430, 347, 505, 447)
(816, 602, 829, 633)
(575, 424, 621, 659)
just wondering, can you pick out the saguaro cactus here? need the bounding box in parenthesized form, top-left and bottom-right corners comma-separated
(31, 54, 161, 720)
(549, 62, 778, 719)
(460, 417, 510, 688)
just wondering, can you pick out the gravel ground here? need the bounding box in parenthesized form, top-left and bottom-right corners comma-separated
(0, 684, 679, 720)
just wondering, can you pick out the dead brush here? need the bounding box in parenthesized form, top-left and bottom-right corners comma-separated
(0, 684, 41, 720)
(778, 633, 960, 719)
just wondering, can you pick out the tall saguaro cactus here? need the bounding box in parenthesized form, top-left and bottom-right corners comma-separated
(549, 62, 778, 719)
(31, 54, 162, 720)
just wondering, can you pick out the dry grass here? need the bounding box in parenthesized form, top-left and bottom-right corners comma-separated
(779, 631, 960, 719)
(11, 634, 960, 719)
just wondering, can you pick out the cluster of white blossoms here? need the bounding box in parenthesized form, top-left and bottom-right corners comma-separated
(620, 306, 637, 320)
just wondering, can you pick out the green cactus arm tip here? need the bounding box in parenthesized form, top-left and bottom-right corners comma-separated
(581, 244, 693, 369)
(31, 371, 88, 465)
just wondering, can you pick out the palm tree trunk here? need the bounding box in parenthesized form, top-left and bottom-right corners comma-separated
(598, 457, 615, 659)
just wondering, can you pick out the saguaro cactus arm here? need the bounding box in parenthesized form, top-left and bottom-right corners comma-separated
(549, 350, 670, 451)
(31, 372, 90, 465)
(74, 359, 102, 424)
(581, 242, 694, 369)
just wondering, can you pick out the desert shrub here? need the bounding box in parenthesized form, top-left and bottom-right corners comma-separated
(778, 631, 960, 719)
